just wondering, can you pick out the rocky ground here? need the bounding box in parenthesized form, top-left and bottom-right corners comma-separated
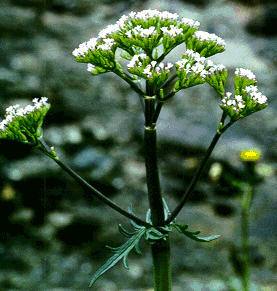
(0, 0, 277, 290)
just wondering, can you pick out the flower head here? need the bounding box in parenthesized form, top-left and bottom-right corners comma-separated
(186, 30, 226, 57)
(72, 37, 117, 72)
(220, 70, 267, 120)
(174, 49, 208, 90)
(127, 54, 173, 88)
(240, 149, 261, 162)
(0, 98, 50, 145)
(72, 9, 202, 77)
(205, 64, 227, 96)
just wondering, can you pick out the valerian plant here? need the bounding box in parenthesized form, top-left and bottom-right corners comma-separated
(0, 9, 267, 291)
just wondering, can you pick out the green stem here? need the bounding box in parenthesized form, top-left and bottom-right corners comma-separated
(150, 101, 164, 126)
(113, 69, 145, 98)
(37, 139, 151, 228)
(151, 237, 171, 291)
(241, 183, 252, 291)
(144, 126, 171, 291)
(144, 127, 164, 226)
(145, 96, 156, 127)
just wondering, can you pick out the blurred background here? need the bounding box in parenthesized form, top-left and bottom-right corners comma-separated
(0, 0, 277, 290)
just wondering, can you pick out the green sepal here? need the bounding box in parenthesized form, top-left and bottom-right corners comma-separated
(205, 67, 227, 97)
(234, 73, 256, 96)
(173, 223, 221, 242)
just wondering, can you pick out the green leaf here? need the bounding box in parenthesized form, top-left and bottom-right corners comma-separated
(118, 224, 136, 237)
(173, 223, 221, 242)
(89, 227, 147, 288)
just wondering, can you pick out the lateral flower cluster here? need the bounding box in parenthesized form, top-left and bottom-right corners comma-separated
(220, 68, 267, 120)
(186, 30, 226, 57)
(205, 64, 227, 96)
(0, 97, 50, 144)
(174, 49, 208, 91)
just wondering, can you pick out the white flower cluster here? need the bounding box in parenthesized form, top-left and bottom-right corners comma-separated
(98, 24, 120, 38)
(244, 85, 267, 104)
(175, 50, 208, 79)
(127, 54, 148, 70)
(0, 97, 49, 132)
(235, 68, 256, 80)
(193, 31, 226, 48)
(72, 9, 200, 61)
(161, 25, 183, 37)
(221, 82, 267, 118)
(72, 38, 116, 58)
(143, 61, 173, 79)
(221, 92, 245, 112)
(87, 63, 96, 73)
(128, 10, 179, 22)
(181, 18, 200, 28)
(127, 53, 173, 80)
(182, 49, 206, 63)
(126, 26, 156, 38)
(207, 64, 226, 75)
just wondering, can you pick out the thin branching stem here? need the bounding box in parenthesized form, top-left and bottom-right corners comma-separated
(37, 139, 151, 228)
(165, 113, 234, 225)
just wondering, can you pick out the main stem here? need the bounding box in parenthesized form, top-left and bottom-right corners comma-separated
(144, 126, 171, 291)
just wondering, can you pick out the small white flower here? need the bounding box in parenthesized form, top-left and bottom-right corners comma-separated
(235, 95, 243, 102)
(41, 97, 48, 105)
(244, 85, 258, 93)
(161, 25, 183, 36)
(181, 18, 200, 28)
(117, 14, 129, 28)
(257, 95, 267, 104)
(87, 63, 96, 72)
(183, 50, 205, 64)
(129, 12, 136, 18)
(235, 68, 256, 80)
(194, 31, 226, 47)
(208, 64, 226, 75)
(191, 63, 205, 73)
(127, 54, 148, 69)
(135, 10, 160, 20)
(143, 65, 152, 78)
(6, 115, 14, 123)
(151, 61, 157, 67)
(206, 60, 214, 68)
(125, 30, 132, 38)
(160, 11, 179, 21)
(165, 62, 173, 70)
(98, 38, 115, 51)
(238, 102, 245, 109)
(98, 24, 120, 38)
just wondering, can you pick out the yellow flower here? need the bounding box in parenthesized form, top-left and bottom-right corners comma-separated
(240, 149, 260, 162)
